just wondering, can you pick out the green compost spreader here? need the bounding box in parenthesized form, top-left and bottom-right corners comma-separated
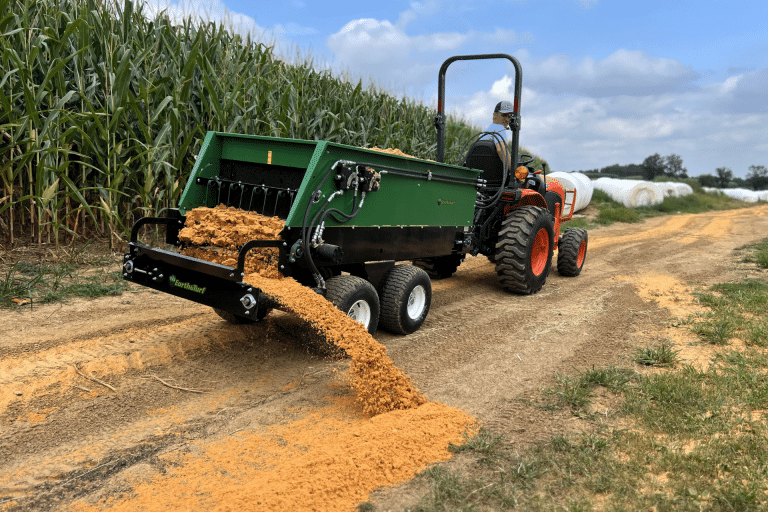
(123, 54, 588, 336)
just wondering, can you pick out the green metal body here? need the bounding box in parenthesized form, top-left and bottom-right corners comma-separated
(179, 131, 480, 229)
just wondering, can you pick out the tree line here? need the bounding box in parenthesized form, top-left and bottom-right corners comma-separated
(575, 153, 768, 191)
(576, 153, 688, 181)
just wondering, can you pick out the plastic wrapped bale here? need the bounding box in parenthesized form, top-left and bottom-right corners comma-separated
(673, 183, 694, 197)
(720, 188, 760, 203)
(657, 182, 678, 198)
(758, 190, 768, 202)
(593, 178, 664, 208)
(548, 171, 594, 215)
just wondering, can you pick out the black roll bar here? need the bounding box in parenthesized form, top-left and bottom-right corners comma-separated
(434, 54, 523, 167)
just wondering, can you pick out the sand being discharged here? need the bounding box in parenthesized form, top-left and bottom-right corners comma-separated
(178, 205, 426, 415)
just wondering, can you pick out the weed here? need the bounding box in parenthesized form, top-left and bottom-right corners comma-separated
(633, 340, 680, 367)
(741, 238, 768, 269)
(692, 317, 735, 345)
(449, 427, 504, 457)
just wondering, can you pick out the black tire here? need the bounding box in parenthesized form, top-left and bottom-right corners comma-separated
(213, 307, 269, 324)
(379, 265, 432, 335)
(557, 228, 588, 276)
(413, 254, 465, 279)
(495, 206, 555, 294)
(325, 275, 380, 335)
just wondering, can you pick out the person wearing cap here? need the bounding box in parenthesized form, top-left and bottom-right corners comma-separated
(480, 101, 515, 170)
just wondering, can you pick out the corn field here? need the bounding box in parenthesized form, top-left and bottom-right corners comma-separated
(0, 0, 481, 248)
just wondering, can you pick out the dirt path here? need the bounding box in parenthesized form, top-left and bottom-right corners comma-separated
(2, 205, 767, 511)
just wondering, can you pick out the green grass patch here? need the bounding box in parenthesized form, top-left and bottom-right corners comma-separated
(633, 340, 681, 367)
(1, 258, 128, 308)
(404, 238, 768, 512)
(741, 238, 768, 269)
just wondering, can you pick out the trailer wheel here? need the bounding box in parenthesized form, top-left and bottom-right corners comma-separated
(325, 275, 380, 335)
(213, 307, 269, 324)
(495, 206, 554, 294)
(557, 228, 588, 276)
(413, 254, 465, 279)
(379, 265, 432, 335)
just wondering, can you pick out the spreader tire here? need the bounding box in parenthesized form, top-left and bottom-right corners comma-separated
(213, 307, 269, 324)
(557, 228, 588, 277)
(325, 275, 380, 335)
(495, 206, 554, 294)
(413, 254, 465, 279)
(379, 265, 432, 335)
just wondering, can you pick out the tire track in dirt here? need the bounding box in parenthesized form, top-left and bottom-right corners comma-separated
(3, 205, 768, 512)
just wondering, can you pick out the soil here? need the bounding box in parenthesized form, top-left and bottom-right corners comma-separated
(2, 204, 768, 511)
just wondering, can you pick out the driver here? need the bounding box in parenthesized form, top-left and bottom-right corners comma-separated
(480, 101, 515, 171)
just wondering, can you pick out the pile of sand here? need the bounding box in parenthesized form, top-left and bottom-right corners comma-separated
(179, 205, 426, 415)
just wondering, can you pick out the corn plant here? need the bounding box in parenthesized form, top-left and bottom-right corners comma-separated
(0, 0, 521, 248)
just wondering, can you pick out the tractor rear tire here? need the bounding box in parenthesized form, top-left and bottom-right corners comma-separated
(495, 206, 555, 294)
(557, 228, 588, 276)
(413, 254, 465, 279)
(325, 275, 380, 335)
(213, 307, 269, 324)
(379, 265, 432, 335)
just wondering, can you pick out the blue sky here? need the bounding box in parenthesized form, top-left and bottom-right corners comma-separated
(148, 0, 768, 177)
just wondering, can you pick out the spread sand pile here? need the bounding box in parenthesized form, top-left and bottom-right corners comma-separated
(179, 205, 426, 415)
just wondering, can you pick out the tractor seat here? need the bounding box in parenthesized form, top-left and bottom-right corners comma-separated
(464, 139, 505, 188)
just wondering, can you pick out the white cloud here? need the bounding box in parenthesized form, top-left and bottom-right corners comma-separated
(451, 69, 768, 176)
(326, 18, 472, 93)
(326, 11, 531, 95)
(143, 0, 307, 57)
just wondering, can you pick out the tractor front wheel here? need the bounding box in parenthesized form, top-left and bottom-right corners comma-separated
(378, 265, 432, 334)
(557, 228, 588, 276)
(495, 206, 555, 294)
(325, 275, 380, 335)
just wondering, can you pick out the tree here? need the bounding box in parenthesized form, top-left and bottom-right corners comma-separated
(716, 167, 733, 188)
(665, 154, 688, 178)
(698, 174, 718, 188)
(746, 165, 768, 191)
(642, 153, 667, 181)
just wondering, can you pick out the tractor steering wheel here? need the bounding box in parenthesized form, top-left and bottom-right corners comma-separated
(518, 153, 535, 167)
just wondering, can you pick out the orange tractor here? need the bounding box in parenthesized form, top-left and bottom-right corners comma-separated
(421, 53, 588, 293)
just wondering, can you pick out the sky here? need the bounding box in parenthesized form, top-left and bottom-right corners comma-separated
(147, 0, 768, 177)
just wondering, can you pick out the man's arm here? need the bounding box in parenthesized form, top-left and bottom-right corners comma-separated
(495, 142, 512, 170)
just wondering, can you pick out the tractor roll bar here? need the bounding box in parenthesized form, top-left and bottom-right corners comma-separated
(435, 54, 523, 166)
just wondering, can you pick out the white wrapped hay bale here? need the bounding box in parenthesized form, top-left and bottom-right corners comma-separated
(657, 182, 678, 198)
(593, 178, 664, 208)
(673, 183, 694, 197)
(548, 171, 594, 215)
(758, 190, 768, 202)
(720, 188, 760, 203)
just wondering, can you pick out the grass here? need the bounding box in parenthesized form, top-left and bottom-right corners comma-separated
(741, 238, 768, 269)
(633, 340, 681, 367)
(0, 244, 128, 308)
(400, 238, 768, 512)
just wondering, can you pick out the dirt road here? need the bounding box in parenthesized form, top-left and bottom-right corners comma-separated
(2, 205, 767, 511)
